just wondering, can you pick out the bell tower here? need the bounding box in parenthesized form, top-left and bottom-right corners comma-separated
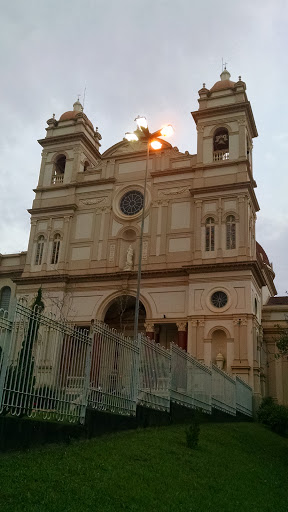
(188, 69, 265, 393)
(23, 100, 102, 276)
(37, 99, 102, 188)
(194, 68, 257, 169)
(191, 68, 258, 263)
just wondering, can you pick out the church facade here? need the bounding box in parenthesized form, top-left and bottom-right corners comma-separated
(0, 69, 287, 406)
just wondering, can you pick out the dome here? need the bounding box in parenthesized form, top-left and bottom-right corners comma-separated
(59, 100, 94, 130)
(210, 79, 236, 92)
(256, 241, 270, 266)
(209, 68, 235, 93)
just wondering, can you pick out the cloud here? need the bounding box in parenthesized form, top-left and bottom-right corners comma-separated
(0, 0, 287, 294)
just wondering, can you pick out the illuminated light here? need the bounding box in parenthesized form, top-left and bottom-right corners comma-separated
(125, 132, 139, 141)
(160, 124, 174, 137)
(135, 116, 148, 130)
(150, 140, 162, 150)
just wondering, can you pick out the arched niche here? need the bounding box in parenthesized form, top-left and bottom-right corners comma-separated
(210, 328, 228, 370)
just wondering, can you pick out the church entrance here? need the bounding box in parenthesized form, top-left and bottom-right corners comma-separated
(155, 323, 178, 350)
(104, 295, 146, 338)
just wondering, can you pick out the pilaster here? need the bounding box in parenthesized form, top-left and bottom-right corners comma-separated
(194, 200, 202, 260)
(176, 322, 187, 351)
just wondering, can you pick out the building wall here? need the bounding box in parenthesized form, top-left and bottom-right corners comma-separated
(0, 73, 281, 401)
(262, 305, 288, 405)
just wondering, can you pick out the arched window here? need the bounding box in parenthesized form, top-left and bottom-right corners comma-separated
(83, 160, 90, 172)
(35, 235, 45, 265)
(213, 127, 229, 161)
(51, 234, 61, 264)
(0, 286, 11, 311)
(205, 217, 215, 252)
(226, 215, 236, 249)
(52, 155, 66, 184)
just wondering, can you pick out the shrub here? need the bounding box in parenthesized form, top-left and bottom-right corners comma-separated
(186, 414, 200, 449)
(258, 397, 288, 436)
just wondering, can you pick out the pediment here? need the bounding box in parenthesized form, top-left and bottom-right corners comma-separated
(102, 138, 172, 158)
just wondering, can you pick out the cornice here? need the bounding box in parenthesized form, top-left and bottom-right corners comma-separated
(183, 260, 266, 288)
(14, 260, 267, 288)
(34, 177, 115, 194)
(194, 157, 255, 181)
(38, 132, 101, 158)
(13, 267, 188, 286)
(190, 181, 260, 212)
(262, 305, 288, 312)
(151, 166, 194, 178)
(191, 101, 258, 138)
(0, 269, 24, 279)
(27, 204, 77, 215)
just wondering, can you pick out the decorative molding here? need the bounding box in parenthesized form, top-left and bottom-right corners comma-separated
(144, 322, 155, 332)
(233, 317, 248, 326)
(142, 241, 148, 261)
(159, 187, 189, 197)
(109, 244, 116, 262)
(176, 322, 187, 332)
(79, 197, 107, 206)
(153, 200, 169, 207)
(95, 206, 110, 214)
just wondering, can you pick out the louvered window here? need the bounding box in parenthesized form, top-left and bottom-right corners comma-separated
(51, 234, 61, 264)
(35, 236, 45, 265)
(205, 217, 215, 251)
(226, 215, 236, 249)
(0, 287, 11, 311)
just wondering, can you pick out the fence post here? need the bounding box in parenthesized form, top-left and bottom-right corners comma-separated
(79, 328, 93, 425)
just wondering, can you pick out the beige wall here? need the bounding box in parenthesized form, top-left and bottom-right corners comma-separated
(1, 75, 281, 401)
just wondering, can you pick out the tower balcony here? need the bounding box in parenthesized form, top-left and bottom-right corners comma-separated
(51, 174, 64, 185)
(213, 150, 229, 162)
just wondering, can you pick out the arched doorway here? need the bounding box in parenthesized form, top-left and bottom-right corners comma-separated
(104, 295, 146, 337)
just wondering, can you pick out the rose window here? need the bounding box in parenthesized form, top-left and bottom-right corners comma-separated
(211, 291, 228, 308)
(120, 190, 144, 216)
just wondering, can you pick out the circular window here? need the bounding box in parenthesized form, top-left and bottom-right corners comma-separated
(120, 190, 144, 216)
(211, 291, 228, 308)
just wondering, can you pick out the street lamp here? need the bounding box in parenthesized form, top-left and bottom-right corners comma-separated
(124, 116, 174, 341)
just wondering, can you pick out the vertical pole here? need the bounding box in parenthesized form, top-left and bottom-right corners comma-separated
(80, 328, 92, 425)
(133, 142, 149, 342)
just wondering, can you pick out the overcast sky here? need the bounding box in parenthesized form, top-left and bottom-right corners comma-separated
(0, 0, 287, 295)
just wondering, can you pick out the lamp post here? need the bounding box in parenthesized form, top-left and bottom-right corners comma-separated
(125, 117, 174, 341)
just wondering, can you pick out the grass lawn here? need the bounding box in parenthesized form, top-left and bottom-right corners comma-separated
(0, 422, 287, 512)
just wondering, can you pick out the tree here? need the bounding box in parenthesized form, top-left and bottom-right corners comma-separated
(1, 288, 44, 416)
(275, 317, 288, 358)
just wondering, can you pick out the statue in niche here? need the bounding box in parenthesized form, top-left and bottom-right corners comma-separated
(215, 352, 225, 370)
(124, 245, 134, 271)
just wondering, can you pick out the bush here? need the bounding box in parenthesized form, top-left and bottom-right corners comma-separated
(186, 414, 200, 449)
(258, 397, 288, 436)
